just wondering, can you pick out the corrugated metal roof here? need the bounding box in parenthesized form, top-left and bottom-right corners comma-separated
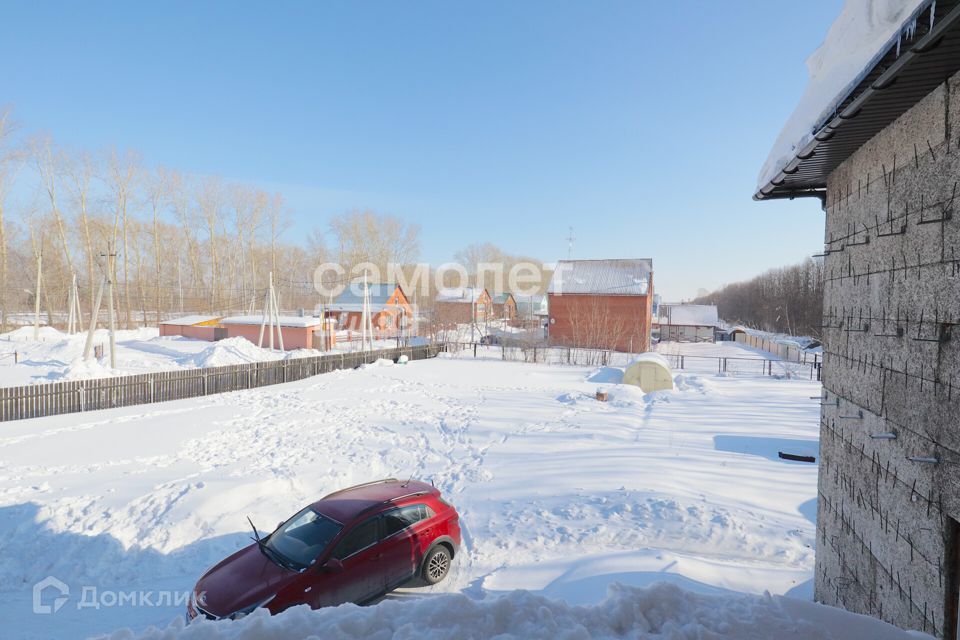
(756, 0, 960, 201)
(547, 259, 652, 296)
(492, 293, 515, 304)
(334, 283, 401, 306)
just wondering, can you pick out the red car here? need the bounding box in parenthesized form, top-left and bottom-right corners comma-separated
(187, 479, 461, 620)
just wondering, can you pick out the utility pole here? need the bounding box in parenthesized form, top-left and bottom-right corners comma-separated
(360, 272, 373, 352)
(66, 272, 83, 334)
(33, 249, 42, 340)
(105, 246, 118, 368)
(273, 273, 284, 351)
(83, 276, 106, 361)
(257, 272, 284, 351)
(177, 258, 184, 313)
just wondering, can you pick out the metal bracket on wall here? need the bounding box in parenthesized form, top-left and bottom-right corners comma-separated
(845, 222, 871, 246)
(876, 212, 907, 237)
(917, 184, 956, 224)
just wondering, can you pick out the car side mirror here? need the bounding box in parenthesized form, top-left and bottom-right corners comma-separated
(321, 558, 343, 573)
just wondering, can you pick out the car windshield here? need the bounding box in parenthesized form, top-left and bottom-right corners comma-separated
(265, 507, 342, 570)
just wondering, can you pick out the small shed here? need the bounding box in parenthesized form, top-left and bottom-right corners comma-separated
(622, 353, 674, 393)
(658, 304, 719, 343)
(219, 315, 324, 350)
(159, 315, 223, 341)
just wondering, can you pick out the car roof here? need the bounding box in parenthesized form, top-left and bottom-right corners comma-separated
(311, 479, 438, 524)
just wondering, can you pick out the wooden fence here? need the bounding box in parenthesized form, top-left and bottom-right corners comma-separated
(0, 344, 442, 423)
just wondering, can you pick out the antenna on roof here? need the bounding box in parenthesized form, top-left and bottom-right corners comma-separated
(400, 475, 413, 488)
(566, 226, 575, 259)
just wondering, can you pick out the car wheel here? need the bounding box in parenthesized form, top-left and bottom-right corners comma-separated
(422, 545, 451, 585)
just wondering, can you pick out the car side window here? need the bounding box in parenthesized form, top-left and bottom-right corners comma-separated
(383, 505, 425, 537)
(332, 517, 379, 559)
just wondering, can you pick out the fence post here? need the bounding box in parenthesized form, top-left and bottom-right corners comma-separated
(203, 372, 208, 395)
(79, 386, 85, 412)
(149, 376, 155, 403)
(473, 343, 477, 358)
(680, 355, 685, 370)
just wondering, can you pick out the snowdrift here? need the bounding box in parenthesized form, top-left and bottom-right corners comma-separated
(112, 582, 921, 640)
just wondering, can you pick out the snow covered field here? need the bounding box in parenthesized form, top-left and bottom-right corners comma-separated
(0, 327, 408, 386)
(0, 341, 923, 638)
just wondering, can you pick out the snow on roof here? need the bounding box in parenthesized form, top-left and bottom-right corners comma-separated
(662, 305, 719, 327)
(220, 315, 323, 328)
(547, 259, 652, 296)
(436, 287, 487, 303)
(758, 0, 929, 190)
(159, 315, 220, 326)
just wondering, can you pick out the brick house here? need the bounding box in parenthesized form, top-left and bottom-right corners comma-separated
(491, 293, 517, 321)
(434, 288, 493, 326)
(324, 282, 412, 334)
(546, 259, 653, 352)
(755, 3, 960, 636)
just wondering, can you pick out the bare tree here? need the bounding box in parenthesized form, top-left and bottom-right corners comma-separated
(105, 148, 140, 327)
(329, 209, 420, 273)
(196, 176, 224, 312)
(0, 107, 18, 331)
(31, 135, 74, 299)
(63, 149, 98, 311)
(694, 257, 824, 337)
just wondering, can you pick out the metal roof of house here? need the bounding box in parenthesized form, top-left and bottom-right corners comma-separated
(547, 259, 652, 296)
(334, 282, 402, 307)
(492, 293, 515, 304)
(435, 287, 488, 303)
(755, 0, 960, 202)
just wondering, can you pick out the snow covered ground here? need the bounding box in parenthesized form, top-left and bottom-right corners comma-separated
(0, 327, 410, 386)
(0, 341, 924, 638)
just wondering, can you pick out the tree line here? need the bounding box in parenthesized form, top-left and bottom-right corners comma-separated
(693, 257, 824, 338)
(0, 107, 424, 331)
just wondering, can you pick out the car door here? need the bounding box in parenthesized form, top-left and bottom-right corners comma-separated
(311, 516, 382, 607)
(378, 505, 427, 589)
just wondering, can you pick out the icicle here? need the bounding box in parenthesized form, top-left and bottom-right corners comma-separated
(930, 0, 937, 31)
(896, 33, 901, 57)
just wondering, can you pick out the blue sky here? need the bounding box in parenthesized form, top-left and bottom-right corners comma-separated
(0, 1, 842, 300)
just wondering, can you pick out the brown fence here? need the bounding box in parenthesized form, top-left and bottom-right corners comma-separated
(0, 344, 442, 423)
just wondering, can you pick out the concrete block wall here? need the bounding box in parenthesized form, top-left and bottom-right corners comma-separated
(817, 68, 960, 637)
